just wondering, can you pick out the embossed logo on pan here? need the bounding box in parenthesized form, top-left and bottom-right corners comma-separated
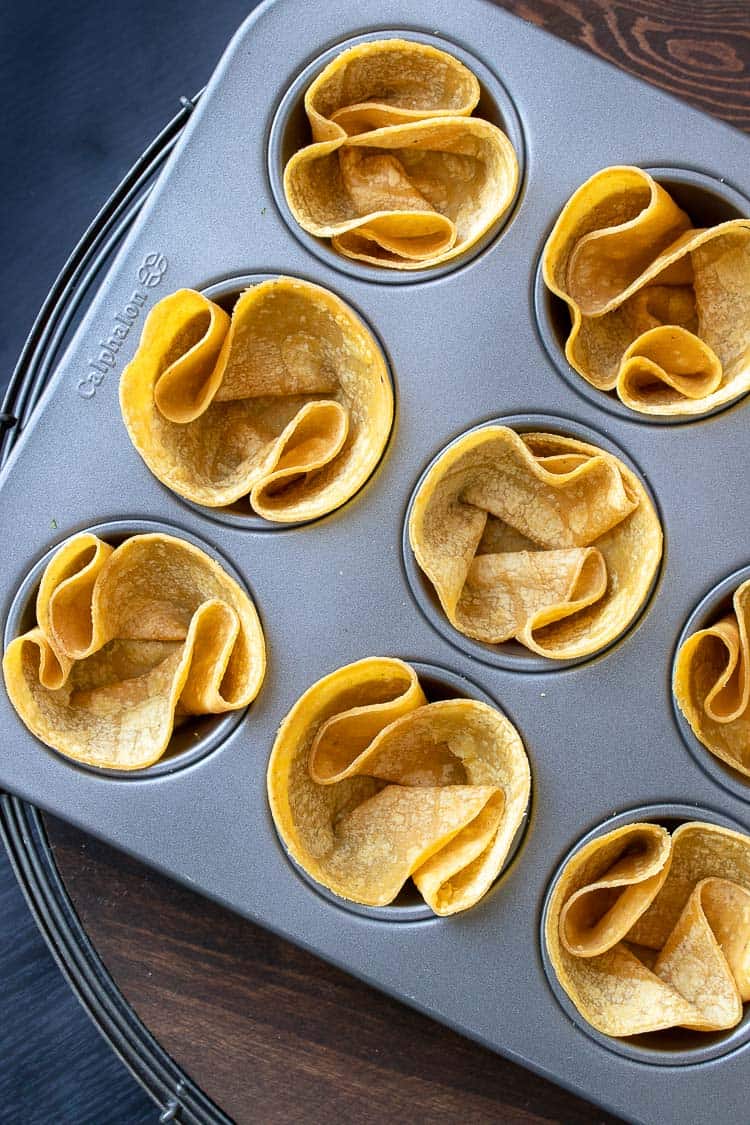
(77, 252, 168, 399)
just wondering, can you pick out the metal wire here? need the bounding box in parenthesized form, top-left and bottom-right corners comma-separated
(0, 91, 201, 462)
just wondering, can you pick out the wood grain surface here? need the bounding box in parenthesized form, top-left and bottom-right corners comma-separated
(42, 2, 750, 1123)
(46, 816, 616, 1125)
(502, 0, 750, 129)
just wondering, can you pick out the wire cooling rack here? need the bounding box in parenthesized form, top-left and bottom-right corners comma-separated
(0, 90, 232, 1125)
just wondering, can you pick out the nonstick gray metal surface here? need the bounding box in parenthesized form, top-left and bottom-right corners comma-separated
(1, 2, 750, 1121)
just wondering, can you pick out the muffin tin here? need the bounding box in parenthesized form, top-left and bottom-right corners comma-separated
(1, 2, 750, 1121)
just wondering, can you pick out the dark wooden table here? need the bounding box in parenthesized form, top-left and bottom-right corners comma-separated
(35, 2, 750, 1122)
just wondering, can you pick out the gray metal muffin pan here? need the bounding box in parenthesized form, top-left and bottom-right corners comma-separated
(1, 1, 750, 1121)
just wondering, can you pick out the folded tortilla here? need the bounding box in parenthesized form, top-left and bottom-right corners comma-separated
(267, 657, 530, 914)
(543, 165, 750, 415)
(120, 278, 393, 521)
(283, 39, 518, 269)
(545, 820, 750, 1036)
(3, 532, 266, 769)
(675, 578, 750, 776)
(408, 426, 662, 660)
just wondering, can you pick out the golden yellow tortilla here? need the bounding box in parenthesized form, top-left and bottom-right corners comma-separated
(543, 166, 750, 415)
(545, 820, 750, 1036)
(283, 39, 518, 269)
(267, 657, 530, 914)
(408, 426, 662, 660)
(3, 532, 266, 769)
(120, 278, 393, 521)
(674, 578, 750, 777)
